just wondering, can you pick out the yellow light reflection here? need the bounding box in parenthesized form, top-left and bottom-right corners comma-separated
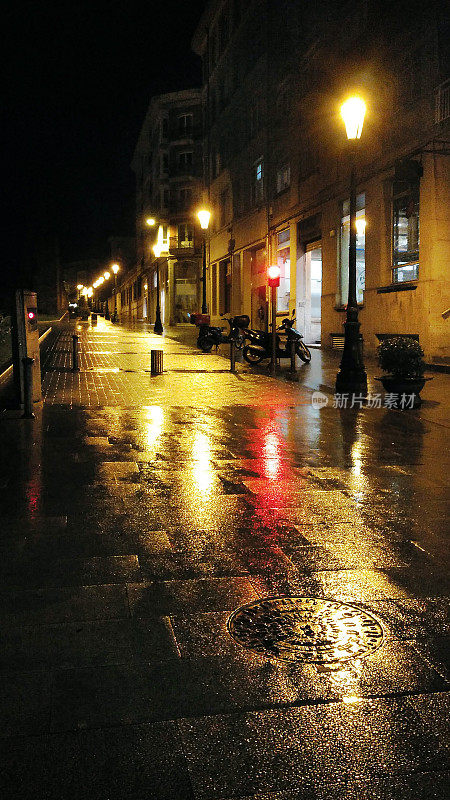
(262, 428, 282, 480)
(191, 431, 214, 497)
(143, 406, 164, 451)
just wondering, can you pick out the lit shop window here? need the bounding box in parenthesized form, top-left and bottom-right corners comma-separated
(392, 178, 419, 283)
(276, 229, 290, 313)
(339, 193, 365, 305)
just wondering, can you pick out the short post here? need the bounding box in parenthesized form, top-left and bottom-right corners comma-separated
(230, 338, 236, 373)
(150, 349, 163, 375)
(289, 337, 296, 375)
(72, 334, 79, 371)
(22, 357, 35, 418)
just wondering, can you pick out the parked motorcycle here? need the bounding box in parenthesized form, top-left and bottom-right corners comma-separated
(195, 314, 250, 353)
(242, 313, 311, 365)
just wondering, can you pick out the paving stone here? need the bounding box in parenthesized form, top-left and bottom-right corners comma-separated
(178, 698, 449, 799)
(0, 584, 129, 625)
(0, 721, 193, 799)
(0, 671, 52, 737)
(127, 577, 258, 616)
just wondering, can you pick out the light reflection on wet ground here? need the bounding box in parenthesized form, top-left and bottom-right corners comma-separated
(0, 319, 449, 797)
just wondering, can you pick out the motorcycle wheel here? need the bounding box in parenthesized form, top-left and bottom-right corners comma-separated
(243, 344, 268, 365)
(198, 335, 214, 353)
(296, 340, 311, 363)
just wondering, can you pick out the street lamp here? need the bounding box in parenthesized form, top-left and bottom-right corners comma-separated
(268, 265, 281, 375)
(335, 95, 368, 398)
(153, 241, 163, 334)
(111, 263, 120, 322)
(197, 209, 211, 314)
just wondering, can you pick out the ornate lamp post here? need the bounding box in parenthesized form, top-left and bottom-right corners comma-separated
(153, 241, 163, 334)
(111, 263, 120, 322)
(335, 96, 368, 398)
(197, 209, 211, 314)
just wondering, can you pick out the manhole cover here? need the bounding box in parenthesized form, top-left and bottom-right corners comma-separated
(227, 597, 383, 663)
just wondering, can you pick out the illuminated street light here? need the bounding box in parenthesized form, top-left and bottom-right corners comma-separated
(110, 265, 120, 322)
(335, 94, 368, 397)
(152, 240, 163, 334)
(77, 283, 84, 290)
(146, 217, 156, 227)
(197, 208, 211, 313)
(104, 271, 110, 280)
(340, 96, 366, 140)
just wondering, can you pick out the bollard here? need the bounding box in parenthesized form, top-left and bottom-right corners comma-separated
(22, 357, 35, 418)
(150, 349, 163, 375)
(72, 334, 79, 371)
(230, 338, 236, 372)
(91, 313, 97, 326)
(290, 338, 297, 374)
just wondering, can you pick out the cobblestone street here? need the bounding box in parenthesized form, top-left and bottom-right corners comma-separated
(1, 318, 449, 799)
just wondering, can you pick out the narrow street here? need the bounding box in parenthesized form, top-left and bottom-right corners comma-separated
(1, 317, 449, 799)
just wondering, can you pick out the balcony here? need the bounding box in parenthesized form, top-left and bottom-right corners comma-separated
(435, 79, 450, 123)
(168, 236, 200, 256)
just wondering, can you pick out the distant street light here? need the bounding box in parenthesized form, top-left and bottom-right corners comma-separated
(104, 271, 110, 280)
(153, 240, 163, 334)
(197, 209, 211, 314)
(146, 217, 156, 227)
(111, 263, 120, 322)
(335, 95, 368, 398)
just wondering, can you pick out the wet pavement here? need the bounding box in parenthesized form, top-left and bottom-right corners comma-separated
(0, 317, 449, 799)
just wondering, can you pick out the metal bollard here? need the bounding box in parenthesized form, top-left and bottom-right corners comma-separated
(230, 339, 236, 372)
(290, 338, 297, 374)
(150, 349, 163, 375)
(72, 334, 79, 371)
(22, 357, 35, 418)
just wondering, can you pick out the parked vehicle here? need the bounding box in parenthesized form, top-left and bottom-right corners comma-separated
(243, 313, 311, 365)
(196, 314, 250, 353)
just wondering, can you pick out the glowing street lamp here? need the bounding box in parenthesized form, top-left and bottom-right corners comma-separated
(336, 95, 368, 397)
(77, 283, 84, 290)
(146, 217, 156, 227)
(110, 264, 120, 322)
(268, 265, 281, 375)
(103, 271, 110, 280)
(197, 208, 211, 314)
(152, 240, 163, 334)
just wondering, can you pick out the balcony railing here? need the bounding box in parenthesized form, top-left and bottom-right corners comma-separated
(435, 79, 450, 123)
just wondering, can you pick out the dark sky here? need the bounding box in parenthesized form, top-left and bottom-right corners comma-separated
(4, 0, 205, 270)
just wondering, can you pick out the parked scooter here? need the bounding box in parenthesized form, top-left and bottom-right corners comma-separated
(242, 312, 311, 365)
(195, 314, 250, 353)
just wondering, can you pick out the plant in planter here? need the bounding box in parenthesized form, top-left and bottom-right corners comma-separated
(376, 337, 429, 408)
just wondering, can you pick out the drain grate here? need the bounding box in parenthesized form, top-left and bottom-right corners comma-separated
(227, 596, 383, 663)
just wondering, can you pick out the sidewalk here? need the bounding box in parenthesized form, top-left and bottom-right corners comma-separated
(1, 317, 449, 799)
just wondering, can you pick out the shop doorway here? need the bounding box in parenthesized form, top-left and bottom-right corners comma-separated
(296, 241, 322, 344)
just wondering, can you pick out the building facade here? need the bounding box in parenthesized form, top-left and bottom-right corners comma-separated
(193, 0, 450, 363)
(122, 89, 204, 326)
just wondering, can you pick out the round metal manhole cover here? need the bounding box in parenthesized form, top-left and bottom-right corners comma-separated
(227, 597, 384, 663)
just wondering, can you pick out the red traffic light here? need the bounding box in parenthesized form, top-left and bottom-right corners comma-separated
(267, 265, 280, 288)
(28, 311, 35, 320)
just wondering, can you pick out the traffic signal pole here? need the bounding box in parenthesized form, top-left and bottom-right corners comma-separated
(267, 265, 280, 377)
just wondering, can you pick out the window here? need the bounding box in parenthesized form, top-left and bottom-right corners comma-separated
(160, 225, 169, 251)
(339, 193, 365, 305)
(177, 151, 193, 171)
(178, 187, 192, 209)
(178, 223, 194, 247)
(251, 159, 264, 205)
(392, 178, 419, 282)
(160, 187, 169, 211)
(178, 113, 193, 137)
(219, 186, 232, 227)
(161, 153, 168, 176)
(161, 117, 168, 140)
(276, 230, 290, 313)
(276, 164, 290, 194)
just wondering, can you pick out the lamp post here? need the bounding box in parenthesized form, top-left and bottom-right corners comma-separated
(268, 265, 281, 376)
(197, 209, 211, 314)
(335, 96, 368, 398)
(153, 241, 163, 334)
(111, 263, 120, 322)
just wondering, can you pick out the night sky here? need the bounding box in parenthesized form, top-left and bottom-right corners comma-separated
(4, 0, 205, 272)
